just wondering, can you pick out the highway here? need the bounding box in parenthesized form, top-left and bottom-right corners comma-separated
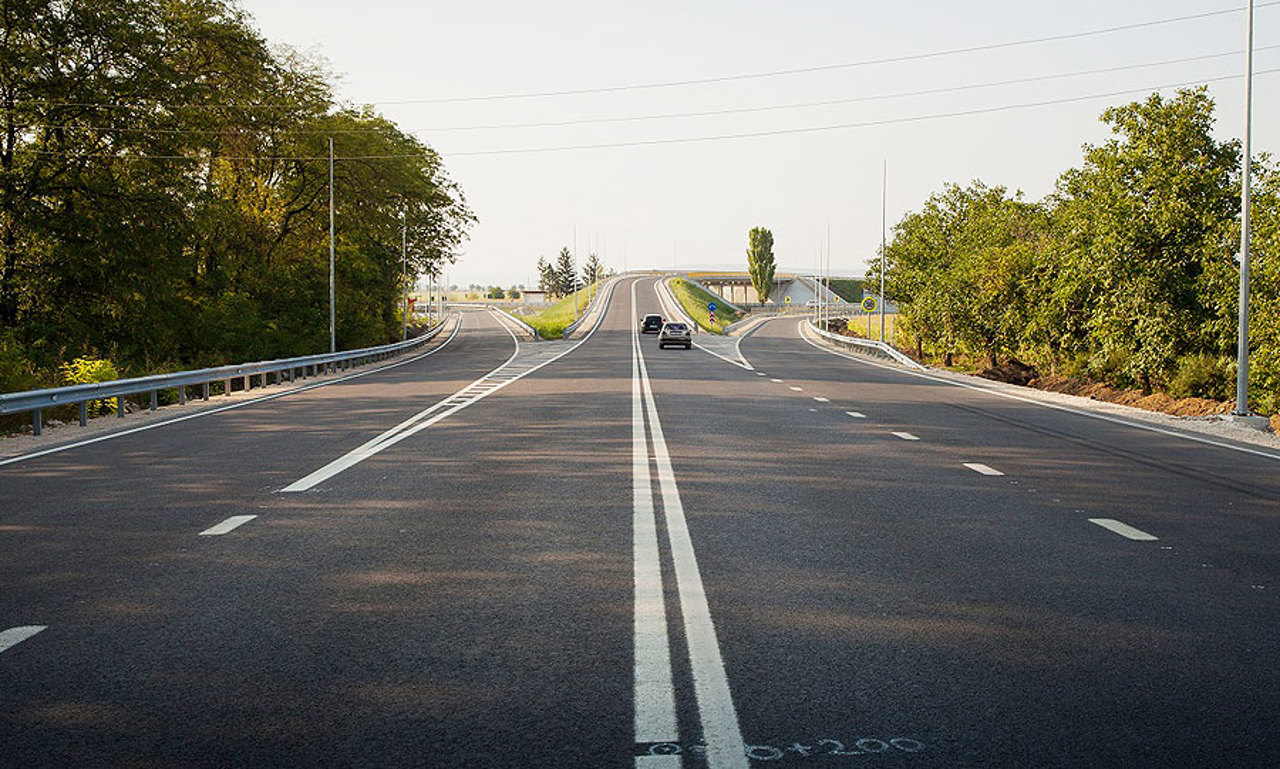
(3, 275, 1280, 767)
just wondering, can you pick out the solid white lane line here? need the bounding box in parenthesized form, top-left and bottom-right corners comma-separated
(891, 432, 920, 441)
(846, 411, 867, 419)
(798, 320, 1280, 463)
(813, 397, 829, 403)
(0, 625, 47, 653)
(638, 326, 748, 769)
(199, 515, 258, 536)
(1089, 518, 1159, 541)
(631, 282, 681, 751)
(0, 319, 464, 470)
(788, 386, 803, 392)
(963, 462, 1005, 476)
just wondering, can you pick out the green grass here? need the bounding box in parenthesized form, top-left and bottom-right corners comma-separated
(825, 278, 865, 303)
(839, 311, 899, 342)
(669, 278, 742, 334)
(521, 282, 600, 339)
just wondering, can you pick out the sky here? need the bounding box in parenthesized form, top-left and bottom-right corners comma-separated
(236, 1, 1278, 289)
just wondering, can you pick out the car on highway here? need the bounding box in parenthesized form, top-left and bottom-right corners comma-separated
(658, 321, 692, 349)
(640, 314, 664, 334)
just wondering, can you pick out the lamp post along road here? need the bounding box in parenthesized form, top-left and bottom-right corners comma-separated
(881, 159, 888, 343)
(401, 209, 408, 342)
(328, 137, 336, 354)
(1235, 0, 1256, 416)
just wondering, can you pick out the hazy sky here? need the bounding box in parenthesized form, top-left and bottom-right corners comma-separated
(236, 1, 1276, 288)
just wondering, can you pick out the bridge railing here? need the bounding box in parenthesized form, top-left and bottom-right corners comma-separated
(0, 318, 452, 437)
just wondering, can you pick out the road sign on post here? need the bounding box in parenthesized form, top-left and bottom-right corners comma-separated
(862, 296, 877, 336)
(707, 302, 717, 313)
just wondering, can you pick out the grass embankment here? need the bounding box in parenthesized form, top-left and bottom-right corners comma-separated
(520, 282, 600, 339)
(825, 278, 864, 303)
(669, 279, 742, 334)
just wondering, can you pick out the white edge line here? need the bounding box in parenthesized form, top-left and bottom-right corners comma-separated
(1089, 518, 1159, 541)
(0, 318, 463, 469)
(797, 319, 1280, 464)
(199, 514, 258, 536)
(0, 625, 47, 653)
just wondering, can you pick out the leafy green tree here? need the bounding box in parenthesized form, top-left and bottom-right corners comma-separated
(486, 286, 505, 299)
(536, 256, 558, 296)
(747, 227, 775, 303)
(1045, 88, 1238, 390)
(507, 287, 521, 299)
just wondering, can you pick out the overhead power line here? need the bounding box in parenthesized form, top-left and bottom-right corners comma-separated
(27, 69, 1278, 162)
(380, 3, 1279, 105)
(12, 45, 1277, 136)
(8, 3, 1276, 111)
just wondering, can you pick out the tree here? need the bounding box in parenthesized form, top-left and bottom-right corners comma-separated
(1045, 88, 1238, 390)
(747, 227, 776, 303)
(554, 247, 579, 296)
(581, 252, 604, 286)
(507, 287, 521, 300)
(486, 286, 505, 299)
(536, 256, 558, 296)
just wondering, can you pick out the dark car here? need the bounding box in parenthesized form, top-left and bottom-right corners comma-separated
(658, 322, 692, 349)
(640, 314, 664, 334)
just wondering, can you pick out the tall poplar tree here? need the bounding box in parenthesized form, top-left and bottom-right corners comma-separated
(747, 227, 776, 304)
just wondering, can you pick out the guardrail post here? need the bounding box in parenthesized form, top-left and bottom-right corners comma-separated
(223, 378, 232, 397)
(178, 385, 187, 405)
(242, 375, 249, 392)
(79, 401, 88, 427)
(150, 391, 158, 412)
(202, 382, 210, 400)
(33, 409, 42, 436)
(117, 395, 125, 418)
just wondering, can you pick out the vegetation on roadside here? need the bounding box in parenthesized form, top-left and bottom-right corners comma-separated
(521, 282, 601, 339)
(747, 227, 776, 304)
(825, 279, 865, 303)
(0, 1, 473, 401)
(871, 88, 1280, 414)
(669, 279, 743, 334)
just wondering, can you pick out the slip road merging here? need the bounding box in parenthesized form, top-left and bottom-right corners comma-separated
(630, 279, 748, 769)
(280, 290, 619, 493)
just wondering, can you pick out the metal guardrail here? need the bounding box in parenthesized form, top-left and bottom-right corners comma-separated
(562, 277, 618, 339)
(493, 308, 540, 340)
(0, 318, 452, 436)
(807, 320, 927, 370)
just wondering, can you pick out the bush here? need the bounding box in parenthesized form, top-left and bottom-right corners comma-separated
(0, 330, 41, 395)
(59, 356, 120, 415)
(1168, 353, 1231, 400)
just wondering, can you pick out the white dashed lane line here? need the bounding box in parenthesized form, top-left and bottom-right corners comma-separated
(200, 515, 258, 536)
(0, 625, 47, 654)
(789, 386, 803, 392)
(813, 397, 829, 403)
(846, 411, 867, 419)
(771, 378, 784, 383)
(1089, 518, 1159, 541)
(963, 462, 1005, 476)
(891, 432, 920, 441)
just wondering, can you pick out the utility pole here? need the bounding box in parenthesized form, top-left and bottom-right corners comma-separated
(335, 136, 340, 353)
(881, 159, 887, 343)
(400, 208, 408, 341)
(573, 226, 579, 322)
(1235, 0, 1256, 416)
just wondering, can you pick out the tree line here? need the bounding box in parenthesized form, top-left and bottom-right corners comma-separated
(536, 248, 605, 298)
(875, 88, 1280, 413)
(0, 0, 474, 394)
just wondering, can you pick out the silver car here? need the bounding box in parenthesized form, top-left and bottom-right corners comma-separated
(658, 322, 692, 349)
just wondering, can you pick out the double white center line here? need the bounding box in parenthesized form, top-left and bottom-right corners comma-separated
(631, 280, 747, 769)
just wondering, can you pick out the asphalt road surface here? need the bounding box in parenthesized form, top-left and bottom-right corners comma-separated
(4, 276, 1280, 768)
